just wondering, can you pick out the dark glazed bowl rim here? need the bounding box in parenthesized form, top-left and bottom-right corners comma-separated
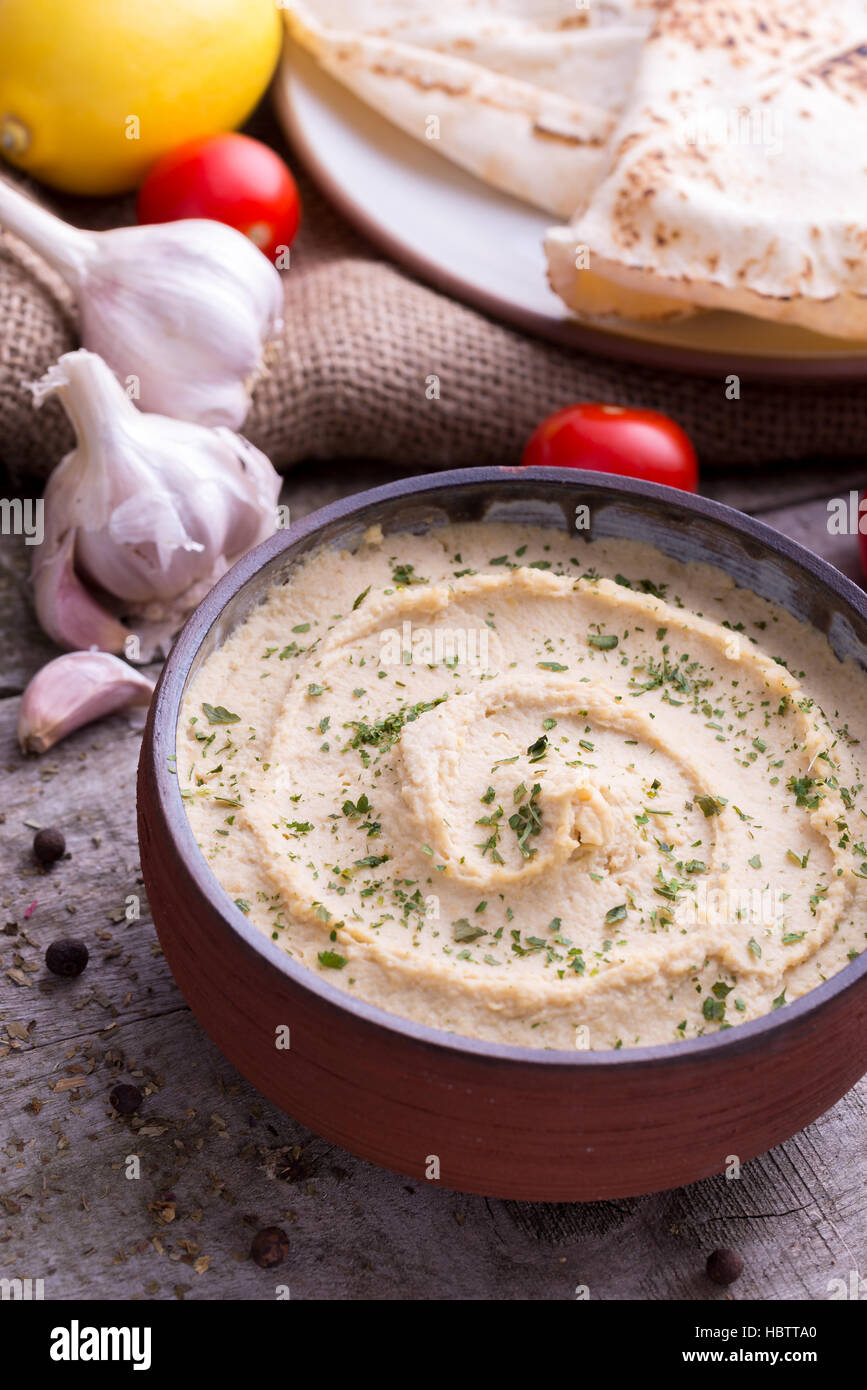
(147, 465, 867, 1071)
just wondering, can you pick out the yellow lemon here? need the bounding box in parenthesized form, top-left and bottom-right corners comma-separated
(0, 0, 283, 195)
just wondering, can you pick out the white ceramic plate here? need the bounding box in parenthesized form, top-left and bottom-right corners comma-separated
(274, 43, 867, 381)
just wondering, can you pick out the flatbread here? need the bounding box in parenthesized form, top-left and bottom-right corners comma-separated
(281, 1, 658, 217)
(546, 0, 867, 337)
(283, 2, 658, 103)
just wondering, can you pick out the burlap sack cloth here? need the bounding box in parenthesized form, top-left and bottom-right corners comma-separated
(0, 105, 863, 485)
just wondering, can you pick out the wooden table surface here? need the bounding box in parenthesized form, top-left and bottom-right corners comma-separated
(1, 457, 866, 1302)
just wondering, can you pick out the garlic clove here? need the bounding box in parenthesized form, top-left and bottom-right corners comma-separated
(32, 526, 130, 655)
(18, 651, 154, 754)
(0, 179, 283, 429)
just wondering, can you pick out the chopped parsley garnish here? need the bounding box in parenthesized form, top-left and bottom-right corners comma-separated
(391, 563, 427, 587)
(702, 996, 725, 1023)
(787, 774, 824, 809)
(476, 805, 504, 863)
(318, 950, 347, 970)
(453, 920, 486, 944)
(509, 783, 542, 859)
(527, 734, 548, 762)
(202, 702, 240, 725)
(346, 696, 447, 754)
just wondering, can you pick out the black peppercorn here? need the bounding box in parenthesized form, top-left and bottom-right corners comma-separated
(110, 1083, 143, 1115)
(250, 1226, 290, 1269)
(706, 1248, 744, 1286)
(45, 937, 89, 977)
(34, 827, 66, 866)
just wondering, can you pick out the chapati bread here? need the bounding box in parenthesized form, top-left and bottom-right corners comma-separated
(281, 1, 658, 217)
(546, 0, 867, 337)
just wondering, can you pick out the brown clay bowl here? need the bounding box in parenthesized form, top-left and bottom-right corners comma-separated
(137, 467, 867, 1201)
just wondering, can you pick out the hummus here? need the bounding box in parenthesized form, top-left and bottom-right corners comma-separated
(178, 522, 867, 1050)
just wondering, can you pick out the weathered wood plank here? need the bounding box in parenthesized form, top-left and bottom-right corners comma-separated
(703, 460, 867, 516)
(2, 999, 864, 1301)
(0, 697, 179, 1055)
(1, 458, 866, 1300)
(0, 523, 58, 695)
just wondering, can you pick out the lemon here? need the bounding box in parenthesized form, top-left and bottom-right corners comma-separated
(0, 0, 283, 195)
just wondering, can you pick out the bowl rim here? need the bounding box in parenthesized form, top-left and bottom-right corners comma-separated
(146, 465, 867, 1070)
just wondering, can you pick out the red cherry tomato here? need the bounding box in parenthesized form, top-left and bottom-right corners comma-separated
(522, 403, 698, 492)
(137, 134, 301, 264)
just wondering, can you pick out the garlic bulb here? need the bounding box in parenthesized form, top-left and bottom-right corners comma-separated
(18, 651, 154, 754)
(31, 350, 281, 659)
(0, 178, 283, 428)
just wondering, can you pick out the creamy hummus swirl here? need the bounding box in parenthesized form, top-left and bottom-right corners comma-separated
(180, 523, 866, 1050)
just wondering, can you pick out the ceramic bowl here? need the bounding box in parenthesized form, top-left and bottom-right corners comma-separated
(137, 468, 867, 1200)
